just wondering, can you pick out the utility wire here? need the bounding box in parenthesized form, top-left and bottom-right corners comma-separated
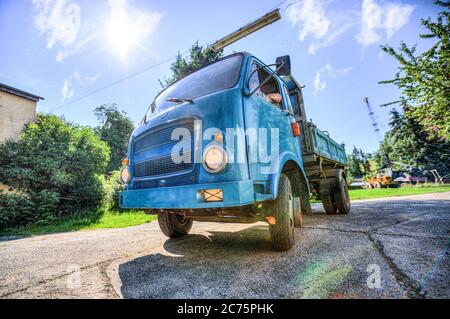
(269, 0, 290, 11)
(50, 0, 294, 113)
(50, 52, 188, 112)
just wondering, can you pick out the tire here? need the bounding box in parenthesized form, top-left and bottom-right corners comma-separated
(268, 174, 295, 251)
(365, 183, 373, 190)
(322, 194, 337, 214)
(157, 212, 193, 238)
(293, 196, 303, 227)
(374, 182, 382, 189)
(334, 177, 350, 214)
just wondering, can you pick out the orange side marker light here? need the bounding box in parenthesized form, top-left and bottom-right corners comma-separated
(292, 122, 301, 137)
(266, 216, 276, 225)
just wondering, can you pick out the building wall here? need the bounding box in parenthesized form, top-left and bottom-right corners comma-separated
(0, 91, 37, 142)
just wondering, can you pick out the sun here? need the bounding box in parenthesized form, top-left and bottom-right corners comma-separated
(106, 2, 142, 60)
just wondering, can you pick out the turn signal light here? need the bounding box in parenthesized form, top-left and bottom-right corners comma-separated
(292, 122, 301, 137)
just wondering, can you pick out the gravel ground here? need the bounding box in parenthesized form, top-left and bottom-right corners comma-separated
(0, 192, 449, 299)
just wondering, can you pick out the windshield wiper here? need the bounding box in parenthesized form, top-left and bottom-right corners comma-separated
(166, 97, 194, 104)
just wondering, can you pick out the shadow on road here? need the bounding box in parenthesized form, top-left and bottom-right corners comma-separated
(117, 196, 450, 298)
(117, 224, 291, 298)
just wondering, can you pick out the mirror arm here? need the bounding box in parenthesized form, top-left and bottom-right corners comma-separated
(245, 62, 285, 96)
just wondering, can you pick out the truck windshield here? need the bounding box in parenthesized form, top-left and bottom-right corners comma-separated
(146, 54, 243, 120)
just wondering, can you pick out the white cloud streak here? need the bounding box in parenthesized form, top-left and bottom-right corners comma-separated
(313, 63, 353, 95)
(286, 0, 414, 53)
(286, 0, 354, 55)
(357, 0, 414, 47)
(32, 0, 81, 62)
(61, 71, 101, 101)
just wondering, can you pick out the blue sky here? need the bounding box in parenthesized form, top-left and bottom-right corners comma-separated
(0, 0, 440, 153)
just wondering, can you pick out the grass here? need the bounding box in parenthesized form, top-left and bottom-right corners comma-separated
(0, 209, 157, 237)
(348, 184, 450, 200)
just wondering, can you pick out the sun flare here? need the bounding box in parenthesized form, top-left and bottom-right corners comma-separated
(107, 1, 143, 60)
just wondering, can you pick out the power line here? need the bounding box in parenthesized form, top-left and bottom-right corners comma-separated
(50, 52, 188, 112)
(269, 0, 290, 11)
(50, 1, 294, 113)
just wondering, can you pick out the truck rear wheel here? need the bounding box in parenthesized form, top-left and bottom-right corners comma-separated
(268, 174, 295, 251)
(322, 194, 337, 214)
(293, 196, 303, 227)
(335, 177, 350, 214)
(157, 212, 193, 238)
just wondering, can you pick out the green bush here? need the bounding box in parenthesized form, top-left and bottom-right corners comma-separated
(0, 114, 110, 229)
(103, 170, 125, 211)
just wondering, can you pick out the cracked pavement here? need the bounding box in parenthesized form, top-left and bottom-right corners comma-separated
(0, 192, 449, 299)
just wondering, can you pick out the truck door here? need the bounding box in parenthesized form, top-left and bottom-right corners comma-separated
(243, 60, 301, 184)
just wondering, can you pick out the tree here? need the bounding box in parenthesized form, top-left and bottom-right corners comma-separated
(377, 109, 450, 179)
(346, 146, 376, 180)
(94, 104, 135, 173)
(380, 0, 450, 141)
(347, 146, 364, 179)
(0, 114, 110, 228)
(360, 149, 372, 176)
(159, 42, 223, 89)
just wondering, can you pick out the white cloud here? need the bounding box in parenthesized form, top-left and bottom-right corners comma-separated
(287, 0, 330, 41)
(61, 78, 74, 100)
(32, 0, 81, 61)
(287, 0, 354, 55)
(313, 63, 352, 95)
(61, 71, 101, 101)
(385, 3, 415, 39)
(313, 70, 326, 94)
(357, 0, 414, 47)
(55, 32, 96, 63)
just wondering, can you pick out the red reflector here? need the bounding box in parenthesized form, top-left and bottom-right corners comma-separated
(292, 122, 301, 137)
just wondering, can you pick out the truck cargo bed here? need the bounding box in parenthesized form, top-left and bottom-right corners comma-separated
(301, 122, 347, 178)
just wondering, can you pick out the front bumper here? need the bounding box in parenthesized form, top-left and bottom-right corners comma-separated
(119, 180, 255, 209)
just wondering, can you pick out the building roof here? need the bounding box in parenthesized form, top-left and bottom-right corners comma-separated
(0, 82, 44, 102)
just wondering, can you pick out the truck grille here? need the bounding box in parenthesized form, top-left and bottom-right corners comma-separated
(132, 121, 194, 178)
(133, 152, 192, 177)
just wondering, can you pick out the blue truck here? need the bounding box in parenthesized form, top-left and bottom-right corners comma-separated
(119, 52, 350, 251)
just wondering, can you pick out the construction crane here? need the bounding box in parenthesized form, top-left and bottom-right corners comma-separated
(363, 97, 382, 145)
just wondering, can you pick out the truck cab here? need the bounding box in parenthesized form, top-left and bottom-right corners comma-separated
(120, 52, 350, 251)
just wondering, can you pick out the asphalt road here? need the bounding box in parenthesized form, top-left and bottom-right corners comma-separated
(1, 192, 449, 299)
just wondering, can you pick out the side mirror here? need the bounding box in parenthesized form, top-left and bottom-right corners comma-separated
(276, 55, 291, 76)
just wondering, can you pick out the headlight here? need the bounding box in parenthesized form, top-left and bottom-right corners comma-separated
(203, 145, 227, 173)
(119, 166, 131, 184)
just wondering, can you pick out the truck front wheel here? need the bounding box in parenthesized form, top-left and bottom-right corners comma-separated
(157, 212, 193, 238)
(268, 174, 295, 251)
